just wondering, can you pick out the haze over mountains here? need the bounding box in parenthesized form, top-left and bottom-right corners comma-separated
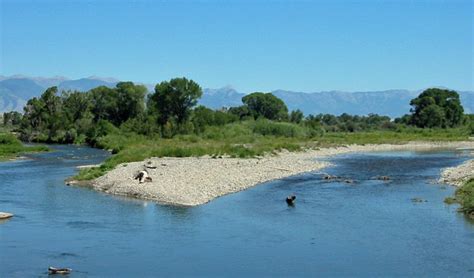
(1, 75, 472, 118)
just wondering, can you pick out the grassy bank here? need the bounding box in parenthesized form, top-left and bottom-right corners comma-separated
(74, 122, 472, 180)
(445, 179, 474, 220)
(0, 133, 49, 160)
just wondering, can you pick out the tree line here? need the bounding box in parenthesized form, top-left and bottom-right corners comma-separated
(2, 77, 471, 144)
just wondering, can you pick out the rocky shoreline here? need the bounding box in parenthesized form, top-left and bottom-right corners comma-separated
(440, 159, 474, 187)
(73, 141, 474, 206)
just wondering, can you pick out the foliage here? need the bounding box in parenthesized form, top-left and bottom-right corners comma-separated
(242, 92, 288, 121)
(12, 77, 474, 182)
(251, 119, 308, 138)
(191, 106, 238, 133)
(0, 133, 48, 160)
(3, 111, 22, 126)
(228, 105, 251, 120)
(446, 179, 474, 219)
(20, 82, 148, 143)
(149, 77, 202, 125)
(290, 109, 304, 124)
(115, 82, 147, 124)
(309, 113, 394, 132)
(408, 88, 464, 128)
(465, 114, 474, 135)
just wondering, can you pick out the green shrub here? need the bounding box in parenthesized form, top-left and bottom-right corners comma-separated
(455, 178, 474, 219)
(0, 133, 21, 145)
(252, 119, 307, 138)
(0, 133, 49, 159)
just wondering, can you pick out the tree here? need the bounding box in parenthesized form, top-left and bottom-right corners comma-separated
(89, 86, 118, 124)
(150, 77, 202, 125)
(192, 106, 215, 133)
(22, 97, 45, 130)
(3, 111, 22, 126)
(228, 105, 251, 120)
(20, 86, 65, 141)
(290, 109, 304, 123)
(417, 104, 445, 128)
(242, 92, 288, 121)
(409, 88, 464, 128)
(62, 90, 92, 124)
(115, 82, 147, 125)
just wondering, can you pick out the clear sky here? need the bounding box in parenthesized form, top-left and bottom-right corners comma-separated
(0, 0, 472, 93)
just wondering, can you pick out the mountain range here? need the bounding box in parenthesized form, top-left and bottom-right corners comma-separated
(1, 75, 472, 118)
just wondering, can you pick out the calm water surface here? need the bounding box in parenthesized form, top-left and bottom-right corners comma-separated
(0, 145, 473, 277)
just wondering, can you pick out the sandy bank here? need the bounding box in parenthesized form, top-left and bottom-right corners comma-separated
(82, 141, 474, 206)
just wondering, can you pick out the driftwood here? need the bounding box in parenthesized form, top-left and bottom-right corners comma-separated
(48, 267, 72, 275)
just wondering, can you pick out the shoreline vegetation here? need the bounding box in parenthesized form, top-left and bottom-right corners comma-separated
(72, 128, 473, 181)
(0, 133, 48, 161)
(441, 159, 474, 219)
(1, 77, 473, 208)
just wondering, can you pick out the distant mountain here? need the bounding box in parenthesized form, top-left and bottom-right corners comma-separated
(0, 76, 119, 112)
(199, 86, 245, 109)
(57, 78, 117, 92)
(0, 78, 46, 112)
(0, 75, 472, 118)
(0, 78, 45, 100)
(199, 87, 474, 118)
(272, 89, 420, 118)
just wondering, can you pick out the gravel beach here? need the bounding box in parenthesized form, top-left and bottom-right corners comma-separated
(440, 159, 474, 187)
(80, 141, 474, 206)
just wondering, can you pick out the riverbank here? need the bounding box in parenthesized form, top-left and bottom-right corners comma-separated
(440, 159, 474, 187)
(73, 141, 474, 206)
(440, 156, 474, 219)
(0, 133, 49, 161)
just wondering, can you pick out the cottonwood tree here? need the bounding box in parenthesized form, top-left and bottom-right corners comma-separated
(242, 92, 288, 121)
(150, 77, 202, 125)
(409, 88, 464, 128)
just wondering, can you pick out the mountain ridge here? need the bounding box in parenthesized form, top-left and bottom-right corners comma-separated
(1, 75, 472, 117)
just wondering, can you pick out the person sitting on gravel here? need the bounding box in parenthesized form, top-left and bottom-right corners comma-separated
(134, 170, 152, 184)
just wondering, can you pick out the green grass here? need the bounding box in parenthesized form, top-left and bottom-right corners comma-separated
(316, 128, 469, 147)
(446, 179, 474, 219)
(0, 133, 49, 160)
(74, 122, 473, 181)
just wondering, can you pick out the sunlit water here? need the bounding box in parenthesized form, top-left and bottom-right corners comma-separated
(1, 145, 473, 277)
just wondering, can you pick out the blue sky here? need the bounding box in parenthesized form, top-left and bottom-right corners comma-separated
(1, 0, 472, 92)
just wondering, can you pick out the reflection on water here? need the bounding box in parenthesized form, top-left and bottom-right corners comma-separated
(0, 146, 473, 277)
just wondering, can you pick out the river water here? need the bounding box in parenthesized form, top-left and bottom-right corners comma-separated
(0, 145, 473, 277)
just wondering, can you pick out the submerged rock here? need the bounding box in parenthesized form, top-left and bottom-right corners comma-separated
(323, 174, 340, 180)
(411, 197, 427, 203)
(48, 267, 72, 275)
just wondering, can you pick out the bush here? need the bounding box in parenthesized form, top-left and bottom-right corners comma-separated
(252, 119, 307, 138)
(0, 133, 21, 145)
(0, 133, 49, 158)
(455, 178, 474, 219)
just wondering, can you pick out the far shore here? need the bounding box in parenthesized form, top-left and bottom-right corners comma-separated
(70, 141, 474, 206)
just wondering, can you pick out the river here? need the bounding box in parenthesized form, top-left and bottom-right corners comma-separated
(0, 145, 473, 277)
